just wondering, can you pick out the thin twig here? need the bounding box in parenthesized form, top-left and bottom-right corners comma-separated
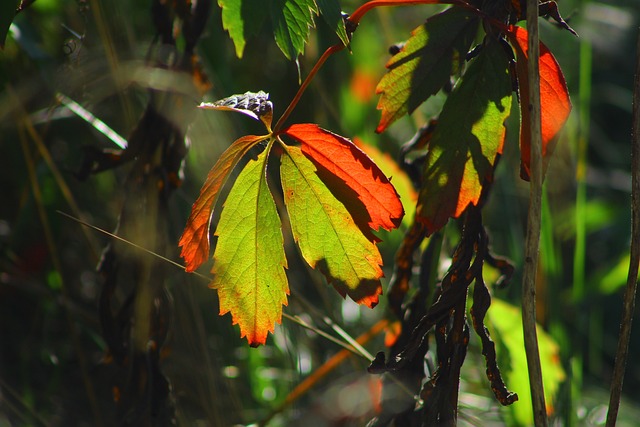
(605, 29, 640, 427)
(523, 1, 548, 426)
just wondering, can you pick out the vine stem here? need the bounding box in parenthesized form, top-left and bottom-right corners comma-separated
(522, 1, 548, 426)
(274, 43, 345, 133)
(349, 0, 467, 25)
(605, 30, 640, 427)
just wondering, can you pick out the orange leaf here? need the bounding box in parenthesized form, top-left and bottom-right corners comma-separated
(281, 123, 404, 233)
(508, 26, 572, 180)
(178, 134, 267, 272)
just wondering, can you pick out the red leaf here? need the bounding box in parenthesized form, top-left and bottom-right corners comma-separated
(281, 123, 404, 232)
(179, 134, 267, 272)
(508, 26, 572, 180)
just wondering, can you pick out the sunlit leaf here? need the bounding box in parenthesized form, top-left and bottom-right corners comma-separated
(218, 0, 266, 58)
(280, 145, 383, 307)
(179, 134, 267, 272)
(270, 0, 318, 60)
(416, 39, 512, 234)
(282, 123, 404, 233)
(375, 7, 479, 133)
(508, 26, 571, 181)
(317, 0, 349, 46)
(487, 298, 566, 425)
(211, 144, 288, 346)
(199, 91, 274, 129)
(353, 137, 417, 227)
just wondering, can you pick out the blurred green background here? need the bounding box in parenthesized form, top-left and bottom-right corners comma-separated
(1, 0, 639, 425)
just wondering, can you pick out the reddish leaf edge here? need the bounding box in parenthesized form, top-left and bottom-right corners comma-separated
(178, 134, 269, 272)
(280, 123, 405, 234)
(278, 142, 384, 309)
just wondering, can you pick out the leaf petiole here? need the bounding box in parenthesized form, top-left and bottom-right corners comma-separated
(274, 43, 345, 133)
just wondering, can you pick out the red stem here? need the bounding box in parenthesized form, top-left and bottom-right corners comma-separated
(349, 0, 468, 25)
(274, 43, 345, 133)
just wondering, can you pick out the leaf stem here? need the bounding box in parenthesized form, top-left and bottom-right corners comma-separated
(522, 0, 547, 425)
(274, 43, 345, 133)
(605, 30, 640, 427)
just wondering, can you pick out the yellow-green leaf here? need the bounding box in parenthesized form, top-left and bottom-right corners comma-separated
(280, 145, 383, 307)
(487, 298, 566, 425)
(211, 144, 288, 346)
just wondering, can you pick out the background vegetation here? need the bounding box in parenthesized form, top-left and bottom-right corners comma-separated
(1, 0, 639, 425)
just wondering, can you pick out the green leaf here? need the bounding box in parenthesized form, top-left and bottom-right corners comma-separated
(218, 0, 267, 58)
(487, 298, 566, 425)
(280, 144, 383, 307)
(416, 39, 512, 234)
(316, 0, 348, 47)
(375, 7, 479, 132)
(270, 0, 318, 60)
(179, 134, 268, 272)
(211, 143, 288, 346)
(0, 0, 20, 48)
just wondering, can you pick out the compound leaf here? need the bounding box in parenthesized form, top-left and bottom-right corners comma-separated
(417, 39, 512, 234)
(179, 134, 267, 272)
(218, 0, 267, 58)
(508, 26, 571, 181)
(375, 7, 479, 133)
(211, 144, 288, 346)
(280, 145, 383, 307)
(270, 0, 318, 60)
(282, 123, 404, 232)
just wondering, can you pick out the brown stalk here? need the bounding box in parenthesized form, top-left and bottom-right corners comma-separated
(522, 0, 547, 426)
(605, 30, 640, 427)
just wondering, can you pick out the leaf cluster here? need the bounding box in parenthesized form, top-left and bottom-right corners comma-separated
(180, 94, 404, 345)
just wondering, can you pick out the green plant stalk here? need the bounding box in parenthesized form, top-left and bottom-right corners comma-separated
(606, 30, 640, 427)
(573, 40, 591, 303)
(522, 0, 547, 425)
(571, 37, 591, 426)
